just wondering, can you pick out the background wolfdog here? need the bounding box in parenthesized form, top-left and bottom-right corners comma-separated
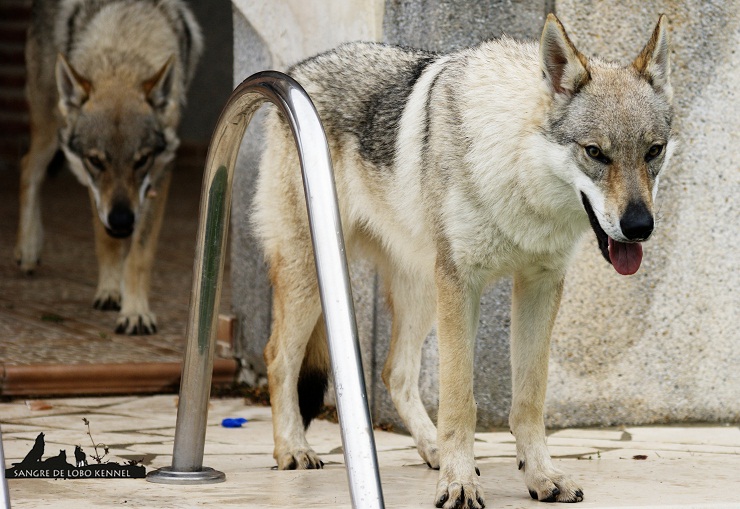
(16, 0, 202, 334)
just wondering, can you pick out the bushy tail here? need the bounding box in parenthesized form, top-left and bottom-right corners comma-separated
(297, 318, 330, 429)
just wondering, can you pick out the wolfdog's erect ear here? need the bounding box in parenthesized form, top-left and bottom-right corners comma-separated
(143, 56, 176, 112)
(56, 54, 91, 111)
(539, 13, 590, 97)
(633, 15, 672, 100)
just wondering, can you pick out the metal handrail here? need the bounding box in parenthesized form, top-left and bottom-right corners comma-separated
(146, 71, 385, 509)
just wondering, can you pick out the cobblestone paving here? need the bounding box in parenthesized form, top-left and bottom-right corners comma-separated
(0, 158, 231, 368)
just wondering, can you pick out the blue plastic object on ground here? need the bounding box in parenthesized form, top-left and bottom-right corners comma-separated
(221, 417, 248, 428)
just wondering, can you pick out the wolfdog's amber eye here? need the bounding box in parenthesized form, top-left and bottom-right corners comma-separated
(585, 145, 608, 164)
(86, 156, 105, 171)
(645, 144, 664, 162)
(133, 154, 150, 170)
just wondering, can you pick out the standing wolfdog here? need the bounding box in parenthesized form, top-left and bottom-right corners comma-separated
(254, 14, 673, 508)
(16, 0, 202, 334)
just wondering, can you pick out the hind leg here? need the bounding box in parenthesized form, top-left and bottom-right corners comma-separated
(265, 250, 324, 470)
(381, 267, 439, 468)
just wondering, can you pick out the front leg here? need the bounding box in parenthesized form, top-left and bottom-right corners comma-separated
(116, 171, 171, 335)
(434, 260, 485, 509)
(90, 190, 125, 311)
(510, 267, 583, 503)
(16, 131, 58, 274)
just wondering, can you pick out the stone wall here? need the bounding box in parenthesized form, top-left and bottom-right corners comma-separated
(229, 0, 740, 428)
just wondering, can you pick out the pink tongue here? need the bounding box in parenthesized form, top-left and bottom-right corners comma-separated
(608, 238, 643, 276)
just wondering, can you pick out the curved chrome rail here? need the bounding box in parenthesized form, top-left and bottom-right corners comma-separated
(146, 71, 385, 509)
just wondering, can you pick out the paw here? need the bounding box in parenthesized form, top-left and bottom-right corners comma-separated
(417, 438, 440, 469)
(15, 224, 43, 275)
(93, 289, 121, 311)
(276, 449, 323, 470)
(115, 311, 157, 335)
(520, 460, 583, 503)
(14, 244, 41, 275)
(435, 471, 485, 509)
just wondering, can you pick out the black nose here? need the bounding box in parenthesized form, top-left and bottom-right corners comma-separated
(106, 204, 135, 238)
(620, 201, 654, 241)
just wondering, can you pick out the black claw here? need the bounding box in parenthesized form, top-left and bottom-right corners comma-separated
(319, 460, 324, 469)
(477, 496, 485, 508)
(426, 461, 432, 468)
(475, 467, 480, 476)
(436, 493, 449, 508)
(454, 487, 465, 509)
(529, 489, 538, 500)
(286, 458, 297, 470)
(518, 460, 525, 471)
(115, 321, 127, 334)
(575, 489, 584, 501)
(94, 298, 121, 311)
(127, 317, 145, 335)
(151, 323, 157, 333)
(542, 487, 560, 503)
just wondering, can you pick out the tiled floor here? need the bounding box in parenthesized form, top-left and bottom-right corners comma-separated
(0, 153, 234, 393)
(2, 395, 739, 508)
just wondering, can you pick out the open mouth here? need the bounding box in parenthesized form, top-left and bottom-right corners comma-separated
(581, 193, 643, 276)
